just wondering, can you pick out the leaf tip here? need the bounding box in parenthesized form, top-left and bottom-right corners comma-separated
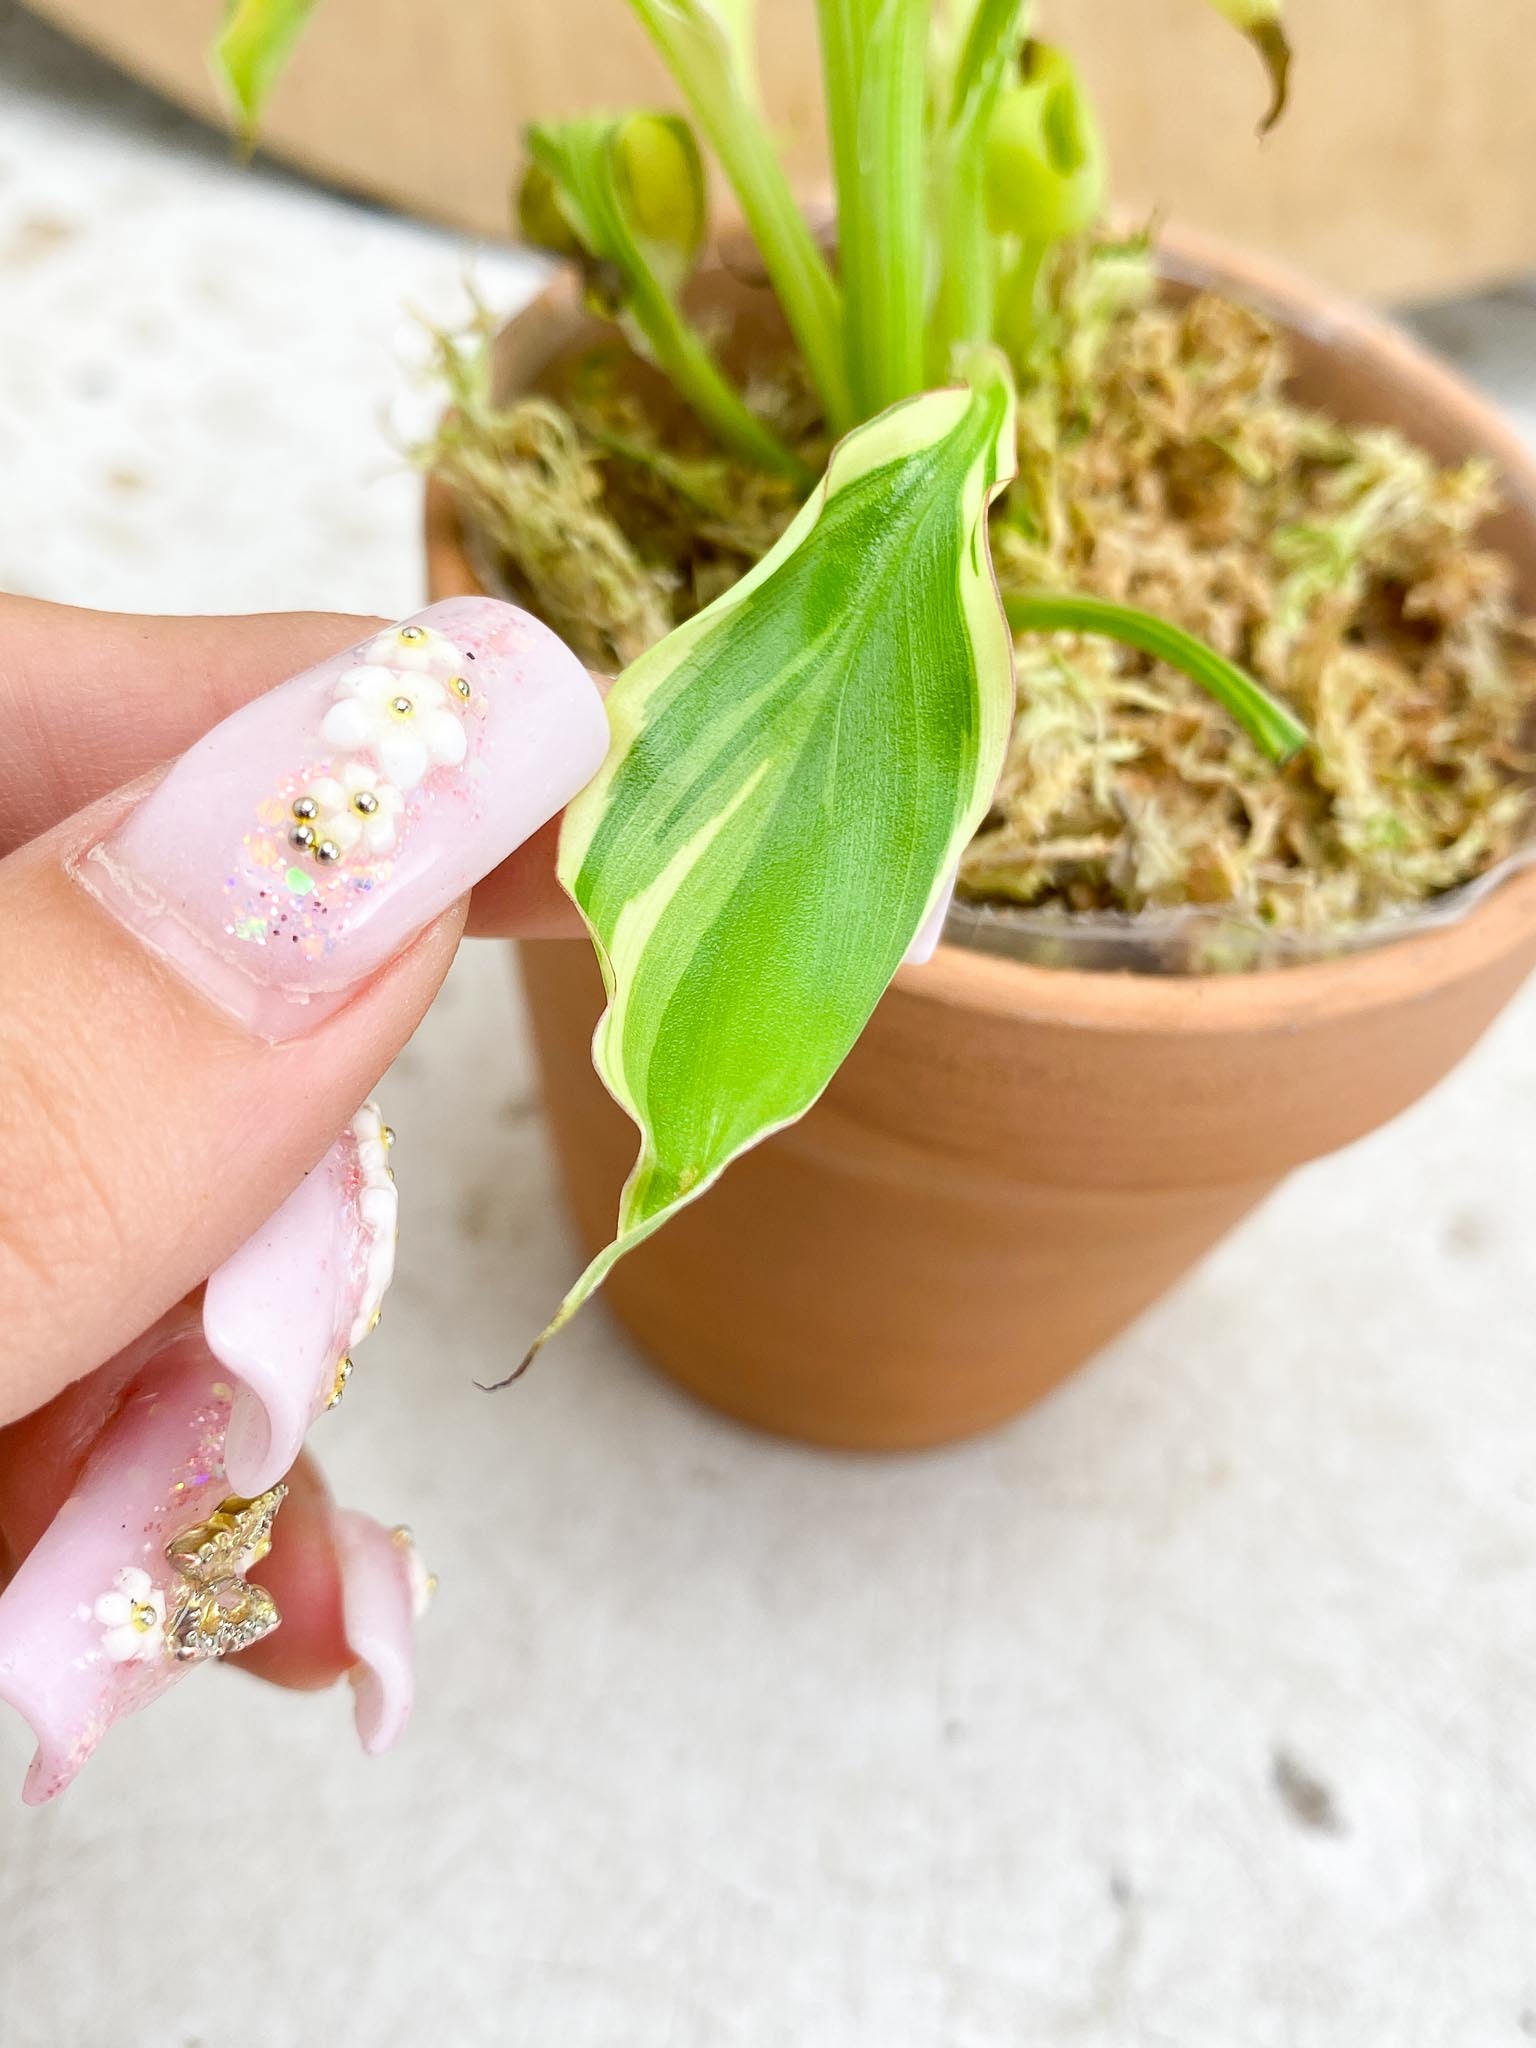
(476, 1340, 542, 1392)
(1272, 718, 1309, 766)
(1252, 19, 1292, 134)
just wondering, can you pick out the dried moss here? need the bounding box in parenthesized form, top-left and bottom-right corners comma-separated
(418, 306, 813, 668)
(419, 246, 1536, 952)
(421, 315, 672, 671)
(970, 247, 1536, 939)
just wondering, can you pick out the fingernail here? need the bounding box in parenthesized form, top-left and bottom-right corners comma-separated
(0, 1344, 287, 1804)
(904, 870, 956, 966)
(76, 599, 609, 1038)
(204, 1100, 399, 1496)
(333, 1514, 433, 1756)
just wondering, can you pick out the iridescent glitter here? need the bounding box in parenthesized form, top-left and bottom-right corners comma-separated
(224, 620, 478, 958)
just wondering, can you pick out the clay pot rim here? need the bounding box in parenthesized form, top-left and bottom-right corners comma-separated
(424, 219, 1536, 1040)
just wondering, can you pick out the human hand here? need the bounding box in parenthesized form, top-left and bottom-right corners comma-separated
(0, 594, 607, 1800)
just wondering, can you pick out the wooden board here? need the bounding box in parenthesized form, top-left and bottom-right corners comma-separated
(28, 0, 1536, 302)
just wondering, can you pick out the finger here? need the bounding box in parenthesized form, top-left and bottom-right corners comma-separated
(0, 1304, 197, 1564)
(0, 598, 607, 1423)
(0, 596, 595, 938)
(243, 1463, 427, 1757)
(0, 1327, 423, 1800)
(238, 1450, 348, 1691)
(0, 598, 382, 853)
(462, 813, 571, 938)
(0, 1332, 396, 1696)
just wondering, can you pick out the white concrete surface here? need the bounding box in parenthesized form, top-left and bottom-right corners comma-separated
(2, 9, 1536, 2043)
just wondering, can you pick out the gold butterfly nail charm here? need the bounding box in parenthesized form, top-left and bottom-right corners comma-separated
(163, 1486, 287, 1663)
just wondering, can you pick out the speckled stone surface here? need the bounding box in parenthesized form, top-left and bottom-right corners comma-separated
(3, 10, 1536, 2044)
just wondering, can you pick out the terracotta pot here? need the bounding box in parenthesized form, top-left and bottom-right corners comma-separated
(425, 227, 1536, 1450)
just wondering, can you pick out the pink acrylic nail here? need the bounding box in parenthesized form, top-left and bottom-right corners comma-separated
(0, 1340, 287, 1804)
(76, 598, 609, 1038)
(333, 1513, 433, 1756)
(203, 1100, 398, 1497)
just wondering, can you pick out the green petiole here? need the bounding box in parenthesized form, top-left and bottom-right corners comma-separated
(1005, 591, 1309, 762)
(817, 0, 929, 418)
(624, 0, 854, 435)
(523, 116, 811, 485)
(928, 0, 1033, 379)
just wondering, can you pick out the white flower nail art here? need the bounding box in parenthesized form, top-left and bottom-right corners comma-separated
(264, 619, 481, 880)
(290, 761, 405, 864)
(363, 622, 466, 677)
(321, 666, 469, 792)
(93, 1567, 166, 1665)
(349, 1102, 399, 1348)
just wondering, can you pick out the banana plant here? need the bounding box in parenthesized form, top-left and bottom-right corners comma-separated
(211, 0, 1299, 1365)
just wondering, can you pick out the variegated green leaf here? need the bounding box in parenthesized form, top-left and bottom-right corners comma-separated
(528, 356, 1018, 1360)
(209, 0, 317, 142)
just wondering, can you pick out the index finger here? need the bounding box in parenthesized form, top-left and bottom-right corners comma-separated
(0, 595, 596, 935)
(0, 597, 609, 1420)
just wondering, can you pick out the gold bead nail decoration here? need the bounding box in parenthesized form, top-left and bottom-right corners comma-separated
(328, 1353, 354, 1410)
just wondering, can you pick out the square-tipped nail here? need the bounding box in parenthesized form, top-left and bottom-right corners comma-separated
(335, 1514, 432, 1756)
(0, 1346, 284, 1803)
(77, 599, 609, 1037)
(204, 1102, 398, 1497)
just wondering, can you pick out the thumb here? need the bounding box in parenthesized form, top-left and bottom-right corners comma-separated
(0, 598, 607, 1423)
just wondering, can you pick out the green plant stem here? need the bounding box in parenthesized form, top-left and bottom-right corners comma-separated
(995, 235, 1049, 363)
(719, 145, 855, 435)
(930, 150, 992, 383)
(628, 266, 814, 482)
(1005, 592, 1309, 762)
(528, 116, 811, 483)
(928, 0, 1031, 378)
(817, 0, 929, 418)
(626, 0, 854, 435)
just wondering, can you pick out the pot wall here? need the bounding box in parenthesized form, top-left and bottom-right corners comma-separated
(428, 229, 1536, 1448)
(517, 877, 1536, 1446)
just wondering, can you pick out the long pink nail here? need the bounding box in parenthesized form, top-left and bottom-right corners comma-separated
(76, 599, 609, 1038)
(333, 1513, 432, 1756)
(203, 1100, 398, 1497)
(0, 1341, 287, 1804)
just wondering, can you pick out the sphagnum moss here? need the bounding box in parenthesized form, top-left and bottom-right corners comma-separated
(421, 245, 1536, 946)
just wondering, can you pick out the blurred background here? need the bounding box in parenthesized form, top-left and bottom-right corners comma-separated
(2, 2, 1536, 2042)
